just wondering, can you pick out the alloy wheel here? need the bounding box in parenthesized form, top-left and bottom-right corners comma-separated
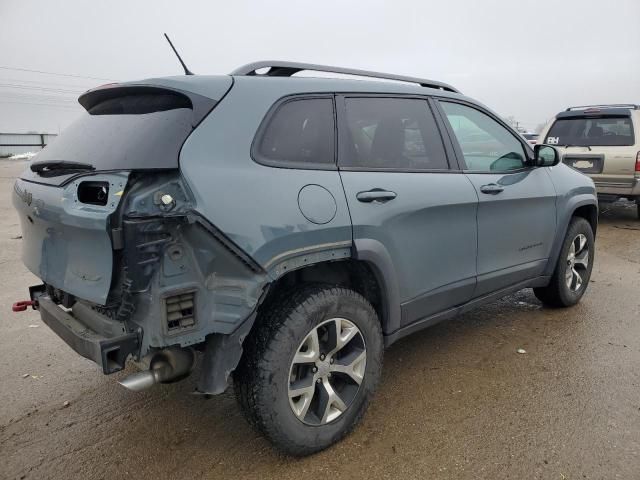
(565, 233, 589, 291)
(288, 318, 366, 426)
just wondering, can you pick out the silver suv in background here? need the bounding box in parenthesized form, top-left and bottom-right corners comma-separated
(539, 104, 640, 218)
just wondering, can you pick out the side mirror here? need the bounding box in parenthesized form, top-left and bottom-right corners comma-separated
(534, 144, 560, 167)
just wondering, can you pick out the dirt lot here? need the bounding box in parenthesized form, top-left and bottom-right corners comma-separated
(1, 158, 639, 480)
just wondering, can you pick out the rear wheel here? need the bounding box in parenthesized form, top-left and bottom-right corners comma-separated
(534, 217, 594, 307)
(234, 285, 383, 456)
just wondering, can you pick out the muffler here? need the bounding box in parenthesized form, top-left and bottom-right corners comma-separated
(118, 347, 195, 392)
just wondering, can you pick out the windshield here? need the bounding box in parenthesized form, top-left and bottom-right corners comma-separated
(545, 115, 634, 146)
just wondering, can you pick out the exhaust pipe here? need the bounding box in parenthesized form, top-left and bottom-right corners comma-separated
(119, 347, 195, 392)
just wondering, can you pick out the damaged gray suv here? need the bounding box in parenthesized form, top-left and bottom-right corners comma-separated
(13, 61, 598, 455)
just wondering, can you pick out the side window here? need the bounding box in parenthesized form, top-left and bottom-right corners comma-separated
(440, 102, 526, 172)
(255, 98, 335, 167)
(341, 98, 448, 170)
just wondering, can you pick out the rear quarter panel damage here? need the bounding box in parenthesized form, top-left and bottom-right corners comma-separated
(115, 173, 268, 354)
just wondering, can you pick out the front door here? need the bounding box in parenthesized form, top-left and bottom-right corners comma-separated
(337, 96, 478, 331)
(437, 100, 557, 297)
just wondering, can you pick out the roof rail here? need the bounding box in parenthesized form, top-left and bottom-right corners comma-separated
(230, 61, 460, 93)
(566, 104, 639, 111)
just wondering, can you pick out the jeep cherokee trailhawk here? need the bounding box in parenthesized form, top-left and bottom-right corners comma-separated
(13, 61, 598, 455)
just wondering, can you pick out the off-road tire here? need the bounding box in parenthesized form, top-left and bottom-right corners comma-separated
(534, 217, 594, 307)
(233, 284, 383, 456)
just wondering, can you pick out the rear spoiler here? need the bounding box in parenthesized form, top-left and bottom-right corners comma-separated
(556, 108, 633, 119)
(566, 104, 639, 111)
(78, 84, 218, 128)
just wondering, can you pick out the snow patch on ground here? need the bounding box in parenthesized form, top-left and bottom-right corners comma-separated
(8, 152, 37, 160)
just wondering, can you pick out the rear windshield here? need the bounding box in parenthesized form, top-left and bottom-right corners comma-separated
(545, 116, 634, 146)
(522, 133, 538, 140)
(32, 90, 195, 172)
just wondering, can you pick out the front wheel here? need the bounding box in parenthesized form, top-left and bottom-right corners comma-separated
(534, 217, 595, 307)
(234, 285, 383, 456)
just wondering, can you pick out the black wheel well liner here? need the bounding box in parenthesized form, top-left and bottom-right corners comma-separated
(258, 259, 387, 331)
(572, 203, 598, 237)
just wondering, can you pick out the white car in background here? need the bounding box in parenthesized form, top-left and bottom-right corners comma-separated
(521, 132, 539, 147)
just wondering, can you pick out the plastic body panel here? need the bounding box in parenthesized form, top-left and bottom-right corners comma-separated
(114, 75, 234, 105)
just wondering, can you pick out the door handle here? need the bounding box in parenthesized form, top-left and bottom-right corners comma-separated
(356, 189, 397, 203)
(479, 183, 504, 195)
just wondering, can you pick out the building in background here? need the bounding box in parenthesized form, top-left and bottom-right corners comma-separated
(0, 132, 57, 157)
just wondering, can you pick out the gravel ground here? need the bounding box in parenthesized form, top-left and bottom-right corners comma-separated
(1, 159, 639, 479)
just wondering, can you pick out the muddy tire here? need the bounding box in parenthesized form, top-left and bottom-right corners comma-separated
(233, 285, 383, 456)
(534, 217, 594, 307)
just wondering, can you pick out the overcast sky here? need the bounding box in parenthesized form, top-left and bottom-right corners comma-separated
(1, 0, 638, 134)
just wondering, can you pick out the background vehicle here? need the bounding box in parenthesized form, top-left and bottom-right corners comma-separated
(12, 62, 598, 455)
(539, 104, 640, 218)
(521, 132, 539, 146)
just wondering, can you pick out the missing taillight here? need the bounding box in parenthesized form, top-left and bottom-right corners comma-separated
(77, 181, 109, 206)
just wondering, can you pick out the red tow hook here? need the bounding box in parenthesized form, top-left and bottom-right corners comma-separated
(12, 300, 35, 312)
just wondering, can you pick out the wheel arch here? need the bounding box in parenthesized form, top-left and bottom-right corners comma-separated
(544, 196, 598, 277)
(256, 242, 401, 336)
(572, 203, 598, 237)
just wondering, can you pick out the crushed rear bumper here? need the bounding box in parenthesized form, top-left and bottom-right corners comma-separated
(30, 285, 141, 374)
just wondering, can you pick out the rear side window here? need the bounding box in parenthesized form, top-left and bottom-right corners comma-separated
(255, 98, 335, 167)
(546, 116, 634, 147)
(340, 98, 448, 170)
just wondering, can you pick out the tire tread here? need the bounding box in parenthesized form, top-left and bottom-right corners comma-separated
(234, 284, 382, 456)
(534, 217, 594, 307)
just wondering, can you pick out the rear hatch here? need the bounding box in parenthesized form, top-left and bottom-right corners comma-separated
(544, 108, 637, 187)
(13, 77, 232, 305)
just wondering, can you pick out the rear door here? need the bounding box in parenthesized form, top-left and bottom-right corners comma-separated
(337, 95, 478, 330)
(436, 100, 557, 297)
